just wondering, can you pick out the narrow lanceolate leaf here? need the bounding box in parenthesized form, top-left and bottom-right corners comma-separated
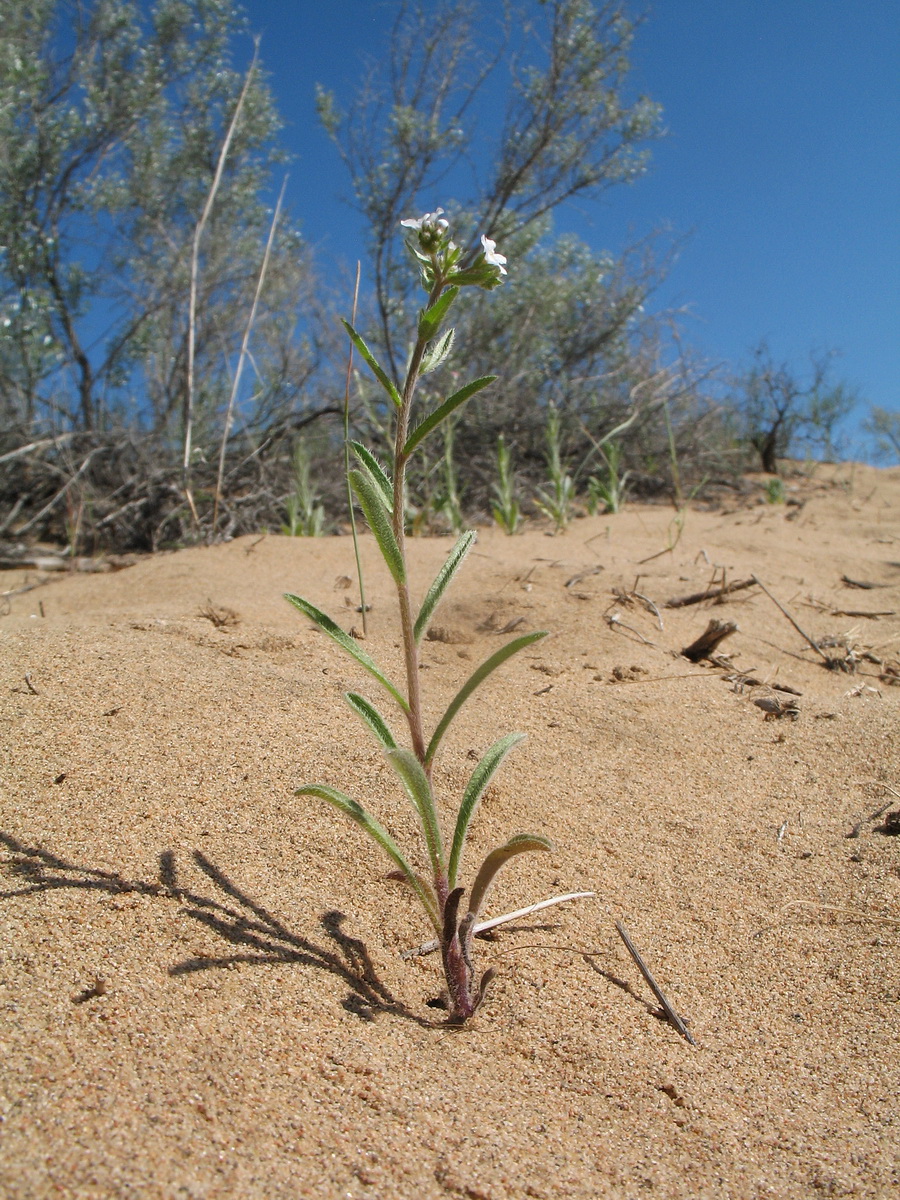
(468, 833, 555, 923)
(350, 441, 393, 510)
(386, 748, 445, 878)
(284, 594, 409, 713)
(425, 630, 549, 767)
(349, 469, 405, 585)
(414, 529, 476, 644)
(344, 692, 398, 750)
(418, 286, 459, 340)
(296, 784, 439, 932)
(420, 327, 455, 375)
(403, 376, 497, 458)
(448, 732, 526, 888)
(341, 319, 401, 409)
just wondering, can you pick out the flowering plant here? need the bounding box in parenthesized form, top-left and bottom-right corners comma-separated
(286, 212, 551, 1024)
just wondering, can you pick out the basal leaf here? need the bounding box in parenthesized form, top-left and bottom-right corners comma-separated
(341, 319, 401, 409)
(385, 748, 445, 878)
(350, 441, 393, 509)
(414, 529, 476, 644)
(349, 469, 406, 585)
(448, 732, 526, 888)
(468, 833, 554, 922)
(344, 692, 398, 750)
(284, 594, 409, 712)
(425, 630, 549, 766)
(403, 376, 497, 458)
(297, 783, 439, 931)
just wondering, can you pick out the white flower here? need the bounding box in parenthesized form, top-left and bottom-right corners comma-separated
(400, 208, 449, 234)
(480, 235, 507, 275)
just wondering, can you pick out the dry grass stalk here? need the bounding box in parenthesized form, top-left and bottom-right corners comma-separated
(184, 42, 260, 496)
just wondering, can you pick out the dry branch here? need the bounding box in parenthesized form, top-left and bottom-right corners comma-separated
(665, 577, 757, 609)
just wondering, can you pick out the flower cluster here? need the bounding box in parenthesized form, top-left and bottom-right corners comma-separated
(400, 208, 508, 292)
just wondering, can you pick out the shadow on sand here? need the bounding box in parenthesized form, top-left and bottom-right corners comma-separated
(0, 831, 434, 1027)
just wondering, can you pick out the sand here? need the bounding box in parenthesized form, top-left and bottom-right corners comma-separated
(2, 462, 898, 1199)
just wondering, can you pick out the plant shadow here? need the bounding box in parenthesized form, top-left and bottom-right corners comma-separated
(0, 831, 432, 1027)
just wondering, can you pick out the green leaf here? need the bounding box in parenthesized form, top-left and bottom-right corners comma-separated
(425, 630, 549, 766)
(418, 286, 459, 339)
(341, 319, 401, 409)
(284, 594, 409, 713)
(420, 327, 455, 375)
(385, 748, 445, 878)
(297, 784, 439, 932)
(468, 833, 554, 922)
(349, 469, 405, 585)
(448, 732, 526, 888)
(403, 376, 497, 458)
(350, 441, 393, 509)
(414, 529, 476, 644)
(344, 692, 398, 750)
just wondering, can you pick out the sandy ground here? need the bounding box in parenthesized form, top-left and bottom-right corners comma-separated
(2, 462, 899, 1199)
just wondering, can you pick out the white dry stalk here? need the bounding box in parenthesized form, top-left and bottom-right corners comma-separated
(183, 41, 259, 491)
(400, 891, 595, 958)
(213, 175, 287, 530)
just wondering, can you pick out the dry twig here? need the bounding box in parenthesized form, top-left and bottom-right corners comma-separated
(615, 920, 695, 1045)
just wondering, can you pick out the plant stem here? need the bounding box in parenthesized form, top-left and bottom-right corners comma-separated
(392, 276, 444, 771)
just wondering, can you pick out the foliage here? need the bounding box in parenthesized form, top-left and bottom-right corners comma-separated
(586, 439, 629, 513)
(734, 343, 857, 473)
(0, 0, 318, 449)
(534, 404, 575, 531)
(281, 440, 326, 536)
(864, 406, 900, 463)
(287, 214, 552, 1024)
(491, 434, 522, 534)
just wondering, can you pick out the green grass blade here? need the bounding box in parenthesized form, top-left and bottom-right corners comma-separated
(425, 630, 548, 767)
(350, 441, 393, 510)
(341, 319, 401, 408)
(284, 594, 409, 713)
(468, 833, 554, 922)
(403, 376, 497, 458)
(413, 529, 476, 644)
(344, 692, 398, 750)
(385, 748, 445, 878)
(297, 783, 439, 931)
(448, 732, 526, 888)
(418, 286, 459, 339)
(349, 469, 406, 584)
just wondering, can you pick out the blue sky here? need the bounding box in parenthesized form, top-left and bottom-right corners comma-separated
(241, 0, 899, 455)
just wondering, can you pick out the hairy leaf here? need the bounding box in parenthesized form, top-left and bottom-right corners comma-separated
(403, 376, 497, 458)
(468, 834, 554, 922)
(448, 732, 526, 888)
(386, 748, 445, 878)
(418, 286, 459, 339)
(413, 529, 476, 644)
(425, 630, 549, 766)
(349, 469, 405, 584)
(420, 327, 455, 375)
(284, 594, 409, 712)
(341, 319, 401, 408)
(344, 692, 398, 750)
(350, 441, 393, 509)
(297, 784, 439, 931)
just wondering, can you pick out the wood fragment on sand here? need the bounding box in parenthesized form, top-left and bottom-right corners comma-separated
(615, 920, 695, 1046)
(665, 577, 758, 609)
(681, 619, 738, 662)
